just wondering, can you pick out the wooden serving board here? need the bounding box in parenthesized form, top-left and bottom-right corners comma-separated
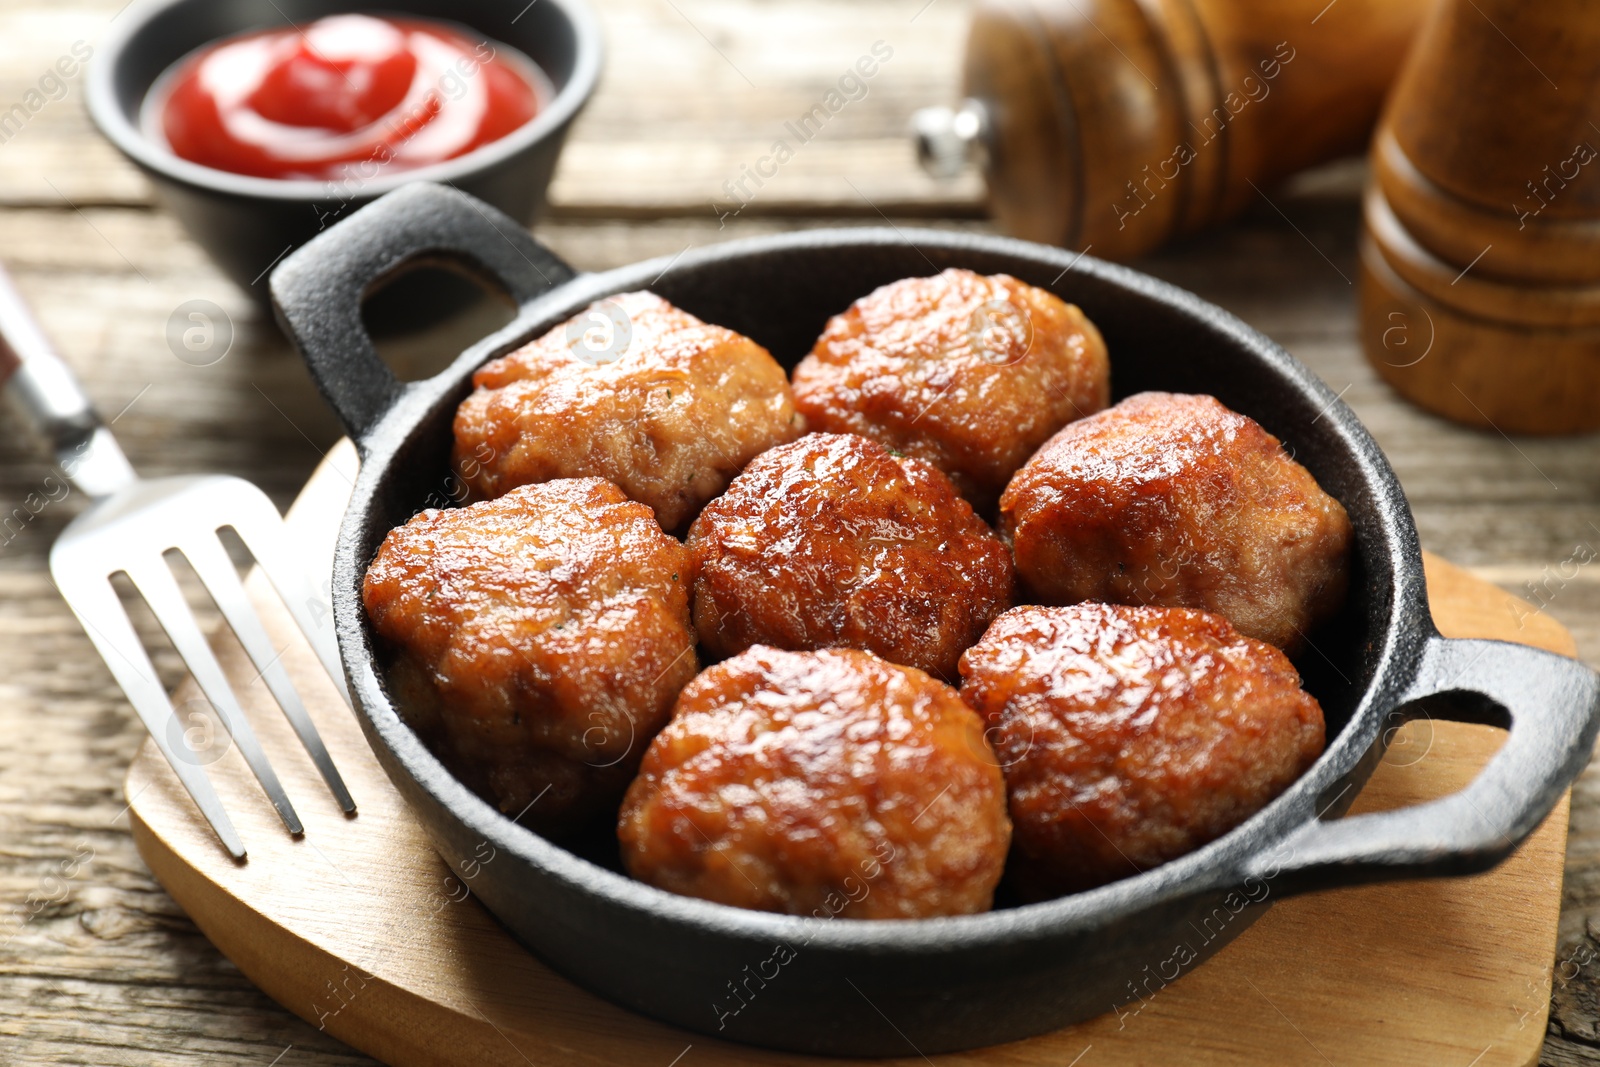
(127, 441, 1578, 1067)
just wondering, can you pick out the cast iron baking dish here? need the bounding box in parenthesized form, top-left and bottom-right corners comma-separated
(271, 183, 1600, 1057)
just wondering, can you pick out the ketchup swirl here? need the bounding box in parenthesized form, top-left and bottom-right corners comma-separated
(148, 15, 545, 181)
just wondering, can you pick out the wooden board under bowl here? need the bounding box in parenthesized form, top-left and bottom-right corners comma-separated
(127, 441, 1577, 1067)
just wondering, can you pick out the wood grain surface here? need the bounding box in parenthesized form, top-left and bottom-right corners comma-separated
(123, 441, 1578, 1067)
(3, 1, 1600, 1064)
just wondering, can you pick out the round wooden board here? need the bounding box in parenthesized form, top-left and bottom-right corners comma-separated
(128, 442, 1576, 1067)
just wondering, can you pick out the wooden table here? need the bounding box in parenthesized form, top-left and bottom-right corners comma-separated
(2, 1, 1599, 1063)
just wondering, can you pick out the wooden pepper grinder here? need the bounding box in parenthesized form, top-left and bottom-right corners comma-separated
(912, 0, 1431, 261)
(1360, 0, 1600, 434)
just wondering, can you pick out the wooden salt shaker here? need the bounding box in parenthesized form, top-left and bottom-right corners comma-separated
(913, 0, 1430, 261)
(1360, 0, 1600, 434)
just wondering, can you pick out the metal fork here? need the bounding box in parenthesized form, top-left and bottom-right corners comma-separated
(0, 264, 354, 860)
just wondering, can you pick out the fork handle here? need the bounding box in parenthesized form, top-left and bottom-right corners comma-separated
(0, 262, 135, 498)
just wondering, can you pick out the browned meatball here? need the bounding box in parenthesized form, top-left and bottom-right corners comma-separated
(362, 479, 698, 835)
(619, 646, 1012, 918)
(1000, 392, 1352, 652)
(959, 604, 1326, 899)
(792, 268, 1110, 512)
(686, 432, 1015, 681)
(453, 291, 803, 530)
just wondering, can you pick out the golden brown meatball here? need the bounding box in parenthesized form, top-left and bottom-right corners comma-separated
(452, 291, 803, 531)
(791, 268, 1110, 512)
(1000, 392, 1352, 652)
(959, 604, 1325, 899)
(686, 432, 1015, 681)
(362, 479, 698, 835)
(619, 646, 1012, 918)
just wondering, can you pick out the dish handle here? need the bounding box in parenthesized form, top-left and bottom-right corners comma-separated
(270, 182, 577, 442)
(1242, 635, 1600, 893)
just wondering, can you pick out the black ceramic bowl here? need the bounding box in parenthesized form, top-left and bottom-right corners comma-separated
(87, 0, 600, 300)
(272, 184, 1600, 1057)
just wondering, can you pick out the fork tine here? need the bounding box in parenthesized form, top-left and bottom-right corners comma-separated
(180, 533, 357, 815)
(223, 496, 351, 708)
(48, 564, 247, 860)
(123, 556, 303, 836)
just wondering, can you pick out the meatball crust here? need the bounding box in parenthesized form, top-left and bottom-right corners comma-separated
(959, 604, 1326, 899)
(1000, 392, 1353, 652)
(686, 432, 1016, 681)
(792, 268, 1110, 511)
(619, 647, 1012, 918)
(362, 478, 698, 834)
(453, 290, 803, 530)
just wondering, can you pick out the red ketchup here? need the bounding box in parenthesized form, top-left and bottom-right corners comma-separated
(147, 14, 546, 181)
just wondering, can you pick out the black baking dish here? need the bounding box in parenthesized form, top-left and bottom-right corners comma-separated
(270, 182, 1600, 1057)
